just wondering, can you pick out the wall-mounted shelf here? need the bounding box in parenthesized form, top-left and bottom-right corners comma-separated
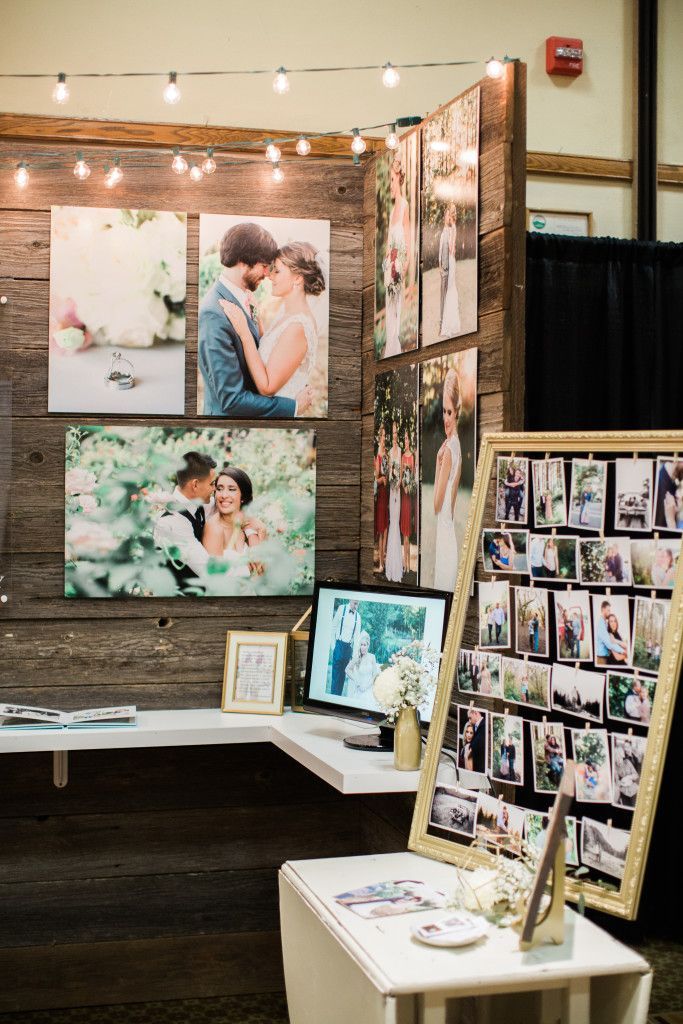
(0, 709, 422, 795)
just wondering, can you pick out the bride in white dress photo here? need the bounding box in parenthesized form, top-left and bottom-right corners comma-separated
(219, 242, 325, 411)
(201, 468, 265, 578)
(439, 207, 461, 338)
(383, 155, 412, 358)
(432, 368, 462, 591)
(344, 631, 381, 699)
(385, 421, 404, 583)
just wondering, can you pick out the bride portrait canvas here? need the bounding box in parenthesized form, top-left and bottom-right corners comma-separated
(420, 86, 480, 346)
(198, 213, 330, 418)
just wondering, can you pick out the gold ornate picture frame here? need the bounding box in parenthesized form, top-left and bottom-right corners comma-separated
(222, 631, 288, 716)
(409, 431, 683, 919)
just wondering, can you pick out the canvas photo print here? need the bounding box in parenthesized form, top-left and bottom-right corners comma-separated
(581, 817, 629, 879)
(374, 132, 420, 359)
(592, 594, 631, 668)
(653, 458, 683, 532)
(530, 721, 566, 794)
(419, 347, 477, 591)
(568, 458, 607, 531)
(532, 458, 567, 527)
(551, 664, 605, 722)
(482, 529, 528, 573)
(496, 457, 529, 524)
(631, 537, 680, 589)
(421, 86, 479, 345)
(514, 586, 549, 658)
(456, 704, 488, 775)
(429, 784, 478, 838)
(64, 425, 316, 598)
(554, 589, 593, 662)
(529, 534, 578, 581)
(614, 458, 652, 532)
(478, 579, 509, 649)
(373, 365, 419, 585)
(606, 671, 655, 727)
(579, 537, 632, 586)
(491, 712, 524, 785)
(501, 656, 550, 710)
(49, 206, 187, 415)
(572, 728, 612, 803)
(198, 213, 330, 418)
(476, 794, 525, 853)
(457, 649, 502, 698)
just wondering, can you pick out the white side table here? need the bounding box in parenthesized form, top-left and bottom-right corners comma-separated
(279, 852, 652, 1024)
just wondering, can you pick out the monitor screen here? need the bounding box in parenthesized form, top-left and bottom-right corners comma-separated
(303, 582, 450, 726)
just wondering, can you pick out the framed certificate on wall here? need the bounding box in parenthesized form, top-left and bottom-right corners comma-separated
(222, 631, 288, 715)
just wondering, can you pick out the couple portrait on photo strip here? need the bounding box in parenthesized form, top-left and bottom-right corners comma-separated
(199, 221, 325, 417)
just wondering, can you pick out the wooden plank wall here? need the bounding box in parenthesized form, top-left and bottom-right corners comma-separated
(360, 62, 527, 580)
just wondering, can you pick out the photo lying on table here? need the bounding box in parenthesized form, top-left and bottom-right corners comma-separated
(525, 810, 579, 866)
(501, 657, 550, 710)
(49, 206, 187, 415)
(419, 346, 478, 592)
(496, 456, 529, 524)
(490, 712, 524, 785)
(457, 649, 502, 697)
(476, 794, 525, 853)
(64, 425, 316, 598)
(514, 586, 549, 658)
(631, 537, 681, 589)
(653, 457, 683, 533)
(611, 733, 647, 810)
(481, 529, 528, 573)
(374, 132, 420, 360)
(421, 86, 480, 345)
(614, 458, 652, 532)
(579, 537, 632, 586)
(456, 704, 488, 775)
(551, 663, 604, 722)
(581, 817, 630, 879)
(478, 580, 509, 649)
(198, 213, 330, 418)
(568, 458, 607, 532)
(530, 721, 566, 794)
(572, 728, 612, 803)
(429, 784, 478, 838)
(335, 880, 446, 918)
(373, 364, 419, 586)
(532, 457, 567, 528)
(632, 596, 671, 674)
(554, 589, 593, 662)
(606, 671, 655, 727)
(529, 534, 578, 582)
(592, 594, 631, 668)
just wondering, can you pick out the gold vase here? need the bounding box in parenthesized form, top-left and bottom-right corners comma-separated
(393, 707, 422, 771)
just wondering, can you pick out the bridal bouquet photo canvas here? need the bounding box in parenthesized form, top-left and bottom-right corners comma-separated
(64, 424, 316, 598)
(48, 206, 187, 415)
(198, 213, 330, 418)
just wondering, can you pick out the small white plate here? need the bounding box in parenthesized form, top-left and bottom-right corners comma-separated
(411, 912, 488, 947)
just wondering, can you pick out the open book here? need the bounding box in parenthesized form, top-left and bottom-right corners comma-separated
(0, 703, 137, 729)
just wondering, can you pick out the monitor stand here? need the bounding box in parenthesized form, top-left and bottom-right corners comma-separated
(343, 722, 394, 752)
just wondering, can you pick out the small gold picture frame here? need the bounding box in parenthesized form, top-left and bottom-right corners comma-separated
(221, 631, 288, 716)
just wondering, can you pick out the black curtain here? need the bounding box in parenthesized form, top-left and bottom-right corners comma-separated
(525, 232, 683, 942)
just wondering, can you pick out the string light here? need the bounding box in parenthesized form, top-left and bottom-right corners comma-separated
(385, 124, 399, 150)
(163, 71, 181, 104)
(486, 57, 505, 79)
(189, 162, 204, 182)
(171, 147, 188, 174)
(73, 151, 91, 180)
(14, 161, 29, 188)
(272, 162, 284, 183)
(265, 140, 281, 163)
(351, 128, 366, 156)
(104, 157, 123, 188)
(52, 72, 69, 105)
(352, 154, 361, 167)
(201, 147, 216, 174)
(296, 135, 311, 156)
(382, 62, 400, 88)
(273, 66, 290, 94)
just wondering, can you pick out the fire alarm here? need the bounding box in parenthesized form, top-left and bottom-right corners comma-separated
(546, 37, 584, 77)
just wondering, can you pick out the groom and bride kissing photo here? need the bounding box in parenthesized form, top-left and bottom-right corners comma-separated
(198, 215, 330, 418)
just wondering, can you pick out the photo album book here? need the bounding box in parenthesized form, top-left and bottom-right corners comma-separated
(0, 704, 137, 729)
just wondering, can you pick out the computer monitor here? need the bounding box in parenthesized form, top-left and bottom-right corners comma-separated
(303, 581, 450, 750)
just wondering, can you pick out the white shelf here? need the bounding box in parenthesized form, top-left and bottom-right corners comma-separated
(0, 709, 422, 795)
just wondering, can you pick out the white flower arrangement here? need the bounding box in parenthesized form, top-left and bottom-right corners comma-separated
(372, 641, 440, 722)
(450, 837, 542, 928)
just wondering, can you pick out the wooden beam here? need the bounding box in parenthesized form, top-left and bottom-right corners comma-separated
(526, 151, 633, 182)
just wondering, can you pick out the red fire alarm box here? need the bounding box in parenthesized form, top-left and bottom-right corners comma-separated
(546, 36, 584, 77)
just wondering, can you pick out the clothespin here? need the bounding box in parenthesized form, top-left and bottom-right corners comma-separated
(524, 653, 529, 663)
(567, 583, 573, 592)
(607, 818, 613, 830)
(469, 699, 474, 709)
(627, 727, 633, 737)
(651, 590, 656, 601)
(545, 452, 551, 462)
(584, 721, 591, 731)
(599, 527, 605, 541)
(551, 527, 556, 537)
(574, 661, 580, 672)
(633, 451, 638, 462)
(634, 668, 640, 681)
(606, 586, 611, 598)
(504, 706, 509, 716)
(588, 452, 594, 462)
(511, 451, 516, 459)
(530, 579, 535, 589)
(492, 575, 497, 584)
(542, 714, 547, 726)
(654, 532, 659, 541)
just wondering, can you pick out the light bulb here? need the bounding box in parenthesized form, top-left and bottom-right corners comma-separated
(385, 126, 399, 150)
(265, 141, 281, 163)
(171, 148, 188, 174)
(382, 62, 400, 88)
(272, 162, 285, 184)
(163, 71, 181, 104)
(486, 57, 504, 79)
(296, 136, 311, 156)
(104, 159, 122, 188)
(461, 146, 478, 167)
(14, 162, 29, 189)
(52, 73, 69, 104)
(273, 66, 290, 94)
(189, 163, 204, 182)
(73, 152, 91, 180)
(351, 129, 366, 156)
(429, 139, 450, 154)
(201, 148, 216, 174)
